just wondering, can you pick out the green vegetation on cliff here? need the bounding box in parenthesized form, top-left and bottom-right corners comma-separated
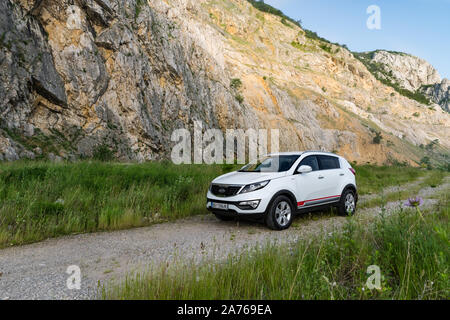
(354, 51, 432, 105)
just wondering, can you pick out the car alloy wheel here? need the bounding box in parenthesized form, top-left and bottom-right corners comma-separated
(345, 193, 355, 215)
(338, 189, 357, 216)
(275, 201, 292, 227)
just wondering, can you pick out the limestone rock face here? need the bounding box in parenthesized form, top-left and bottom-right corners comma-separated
(0, 0, 67, 125)
(422, 79, 450, 113)
(361, 50, 449, 113)
(0, 0, 449, 164)
(370, 50, 442, 92)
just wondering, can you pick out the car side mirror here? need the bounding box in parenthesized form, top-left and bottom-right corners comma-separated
(297, 165, 313, 174)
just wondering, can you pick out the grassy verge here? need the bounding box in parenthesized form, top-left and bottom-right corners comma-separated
(0, 161, 236, 247)
(0, 161, 440, 247)
(360, 170, 447, 209)
(102, 201, 449, 300)
(355, 165, 427, 196)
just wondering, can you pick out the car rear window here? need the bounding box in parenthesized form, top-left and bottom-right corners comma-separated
(317, 155, 341, 170)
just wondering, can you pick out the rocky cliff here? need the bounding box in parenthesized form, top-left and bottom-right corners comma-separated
(421, 79, 449, 113)
(370, 50, 441, 92)
(0, 0, 449, 164)
(356, 50, 449, 113)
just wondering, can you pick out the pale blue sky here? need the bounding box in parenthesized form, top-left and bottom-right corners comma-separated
(265, 0, 450, 79)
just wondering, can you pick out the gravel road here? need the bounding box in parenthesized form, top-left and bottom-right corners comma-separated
(0, 177, 448, 300)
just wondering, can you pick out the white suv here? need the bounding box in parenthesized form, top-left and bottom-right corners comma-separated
(207, 151, 358, 230)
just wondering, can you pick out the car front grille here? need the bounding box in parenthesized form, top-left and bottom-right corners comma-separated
(210, 184, 242, 197)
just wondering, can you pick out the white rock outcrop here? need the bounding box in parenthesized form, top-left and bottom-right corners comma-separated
(370, 50, 441, 92)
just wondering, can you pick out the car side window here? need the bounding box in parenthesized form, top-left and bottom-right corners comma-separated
(298, 156, 319, 171)
(317, 155, 341, 170)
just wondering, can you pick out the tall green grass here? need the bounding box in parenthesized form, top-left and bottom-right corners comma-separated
(102, 202, 449, 300)
(360, 170, 446, 209)
(355, 165, 426, 195)
(0, 161, 235, 247)
(0, 161, 438, 247)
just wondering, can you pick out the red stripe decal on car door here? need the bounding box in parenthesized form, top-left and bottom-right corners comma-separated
(298, 195, 340, 207)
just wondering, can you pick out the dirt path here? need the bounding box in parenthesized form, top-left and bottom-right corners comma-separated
(0, 176, 448, 300)
(357, 175, 428, 203)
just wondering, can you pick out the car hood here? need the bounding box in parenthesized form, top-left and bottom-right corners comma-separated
(212, 171, 287, 185)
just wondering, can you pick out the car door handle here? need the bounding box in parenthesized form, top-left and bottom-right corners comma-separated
(318, 176, 325, 179)
(340, 173, 345, 176)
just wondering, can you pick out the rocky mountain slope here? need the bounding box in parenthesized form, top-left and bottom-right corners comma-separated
(368, 50, 441, 92)
(355, 50, 449, 113)
(421, 79, 449, 113)
(0, 0, 449, 164)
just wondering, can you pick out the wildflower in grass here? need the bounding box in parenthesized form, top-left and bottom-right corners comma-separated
(404, 196, 425, 221)
(404, 197, 424, 208)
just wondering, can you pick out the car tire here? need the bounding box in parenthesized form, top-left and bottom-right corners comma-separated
(265, 196, 294, 230)
(337, 189, 357, 216)
(214, 214, 235, 222)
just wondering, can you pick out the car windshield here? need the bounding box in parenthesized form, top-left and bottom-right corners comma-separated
(239, 155, 300, 173)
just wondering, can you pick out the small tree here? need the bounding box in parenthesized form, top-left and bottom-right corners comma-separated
(230, 78, 242, 90)
(420, 156, 430, 166)
(93, 145, 114, 161)
(373, 131, 383, 144)
(426, 139, 439, 151)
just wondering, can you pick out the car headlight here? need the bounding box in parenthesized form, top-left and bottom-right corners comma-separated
(239, 180, 270, 194)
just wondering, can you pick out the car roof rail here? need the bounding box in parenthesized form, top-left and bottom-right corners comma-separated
(302, 150, 339, 156)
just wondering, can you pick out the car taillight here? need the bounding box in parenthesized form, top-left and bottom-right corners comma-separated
(349, 168, 356, 175)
